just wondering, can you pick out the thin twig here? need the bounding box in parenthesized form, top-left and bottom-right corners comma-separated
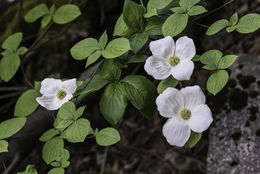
(100, 147, 109, 174)
(140, 0, 144, 6)
(20, 61, 34, 88)
(0, 92, 22, 100)
(0, 158, 8, 174)
(0, 86, 28, 92)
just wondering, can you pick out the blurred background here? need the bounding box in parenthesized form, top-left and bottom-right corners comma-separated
(0, 0, 259, 173)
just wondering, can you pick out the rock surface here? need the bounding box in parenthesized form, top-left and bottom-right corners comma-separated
(207, 54, 260, 174)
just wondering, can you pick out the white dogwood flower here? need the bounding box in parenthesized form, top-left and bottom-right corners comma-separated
(36, 78, 77, 110)
(156, 85, 213, 147)
(144, 36, 196, 81)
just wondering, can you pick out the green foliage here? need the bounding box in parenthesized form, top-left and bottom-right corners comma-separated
(206, 70, 229, 95)
(63, 118, 91, 143)
(24, 4, 49, 23)
(236, 13, 260, 34)
(96, 127, 120, 146)
(171, 7, 186, 14)
(145, 17, 164, 35)
(42, 137, 64, 165)
(187, 5, 207, 16)
(57, 102, 76, 120)
(157, 76, 178, 94)
(17, 47, 28, 55)
(85, 50, 102, 68)
(39, 129, 59, 142)
(14, 89, 41, 117)
(48, 168, 64, 174)
(129, 33, 148, 53)
(0, 118, 26, 139)
(123, 0, 145, 32)
(17, 165, 38, 174)
(102, 38, 131, 59)
(113, 14, 134, 37)
(120, 75, 157, 118)
(0, 54, 20, 82)
(1, 32, 23, 50)
(206, 19, 229, 35)
(0, 140, 8, 153)
(179, 0, 200, 10)
(200, 49, 237, 70)
(70, 38, 99, 60)
(99, 83, 128, 126)
(127, 54, 148, 63)
(162, 13, 188, 37)
(145, 0, 173, 18)
(187, 131, 202, 148)
(53, 4, 81, 24)
(229, 12, 238, 26)
(99, 30, 108, 50)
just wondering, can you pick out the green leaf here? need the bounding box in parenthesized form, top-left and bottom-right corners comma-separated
(145, 17, 164, 35)
(24, 4, 49, 23)
(17, 165, 38, 174)
(2, 32, 23, 50)
(179, 0, 200, 10)
(186, 131, 202, 148)
(229, 12, 238, 26)
(55, 120, 73, 129)
(192, 55, 200, 61)
(63, 118, 91, 143)
(96, 127, 120, 146)
(236, 13, 260, 34)
(129, 33, 148, 53)
(41, 14, 52, 28)
(102, 38, 131, 59)
(123, 0, 145, 31)
(202, 64, 217, 70)
(226, 26, 237, 33)
(42, 137, 64, 164)
(53, 4, 81, 24)
(99, 60, 122, 81)
(14, 89, 41, 117)
(127, 54, 148, 63)
(72, 106, 86, 120)
(0, 54, 20, 82)
(145, 0, 173, 17)
(200, 49, 222, 66)
(99, 30, 108, 50)
(157, 76, 178, 94)
(0, 140, 8, 153)
(170, 7, 186, 14)
(0, 118, 26, 139)
(113, 14, 134, 37)
(217, 55, 238, 69)
(162, 13, 188, 37)
(70, 38, 99, 60)
(206, 19, 229, 35)
(188, 5, 207, 16)
(206, 70, 229, 95)
(39, 129, 59, 142)
(57, 102, 76, 120)
(17, 47, 28, 55)
(85, 50, 102, 68)
(47, 168, 64, 174)
(99, 83, 128, 126)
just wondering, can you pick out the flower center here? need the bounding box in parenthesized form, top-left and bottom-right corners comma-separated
(180, 109, 191, 120)
(56, 89, 67, 100)
(168, 56, 180, 66)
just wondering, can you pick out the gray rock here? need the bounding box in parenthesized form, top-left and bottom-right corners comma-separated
(207, 54, 260, 174)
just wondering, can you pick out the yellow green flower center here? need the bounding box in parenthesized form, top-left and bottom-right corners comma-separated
(168, 56, 180, 66)
(56, 89, 67, 100)
(180, 109, 191, 120)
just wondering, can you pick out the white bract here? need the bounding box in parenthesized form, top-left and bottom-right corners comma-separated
(36, 78, 77, 110)
(156, 85, 213, 147)
(144, 36, 196, 81)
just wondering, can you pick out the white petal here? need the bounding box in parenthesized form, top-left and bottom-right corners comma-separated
(36, 96, 62, 110)
(144, 56, 172, 80)
(175, 36, 196, 60)
(156, 88, 184, 118)
(40, 78, 62, 95)
(162, 117, 191, 147)
(171, 60, 194, 80)
(189, 104, 213, 133)
(180, 85, 206, 109)
(61, 78, 77, 95)
(149, 36, 175, 59)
